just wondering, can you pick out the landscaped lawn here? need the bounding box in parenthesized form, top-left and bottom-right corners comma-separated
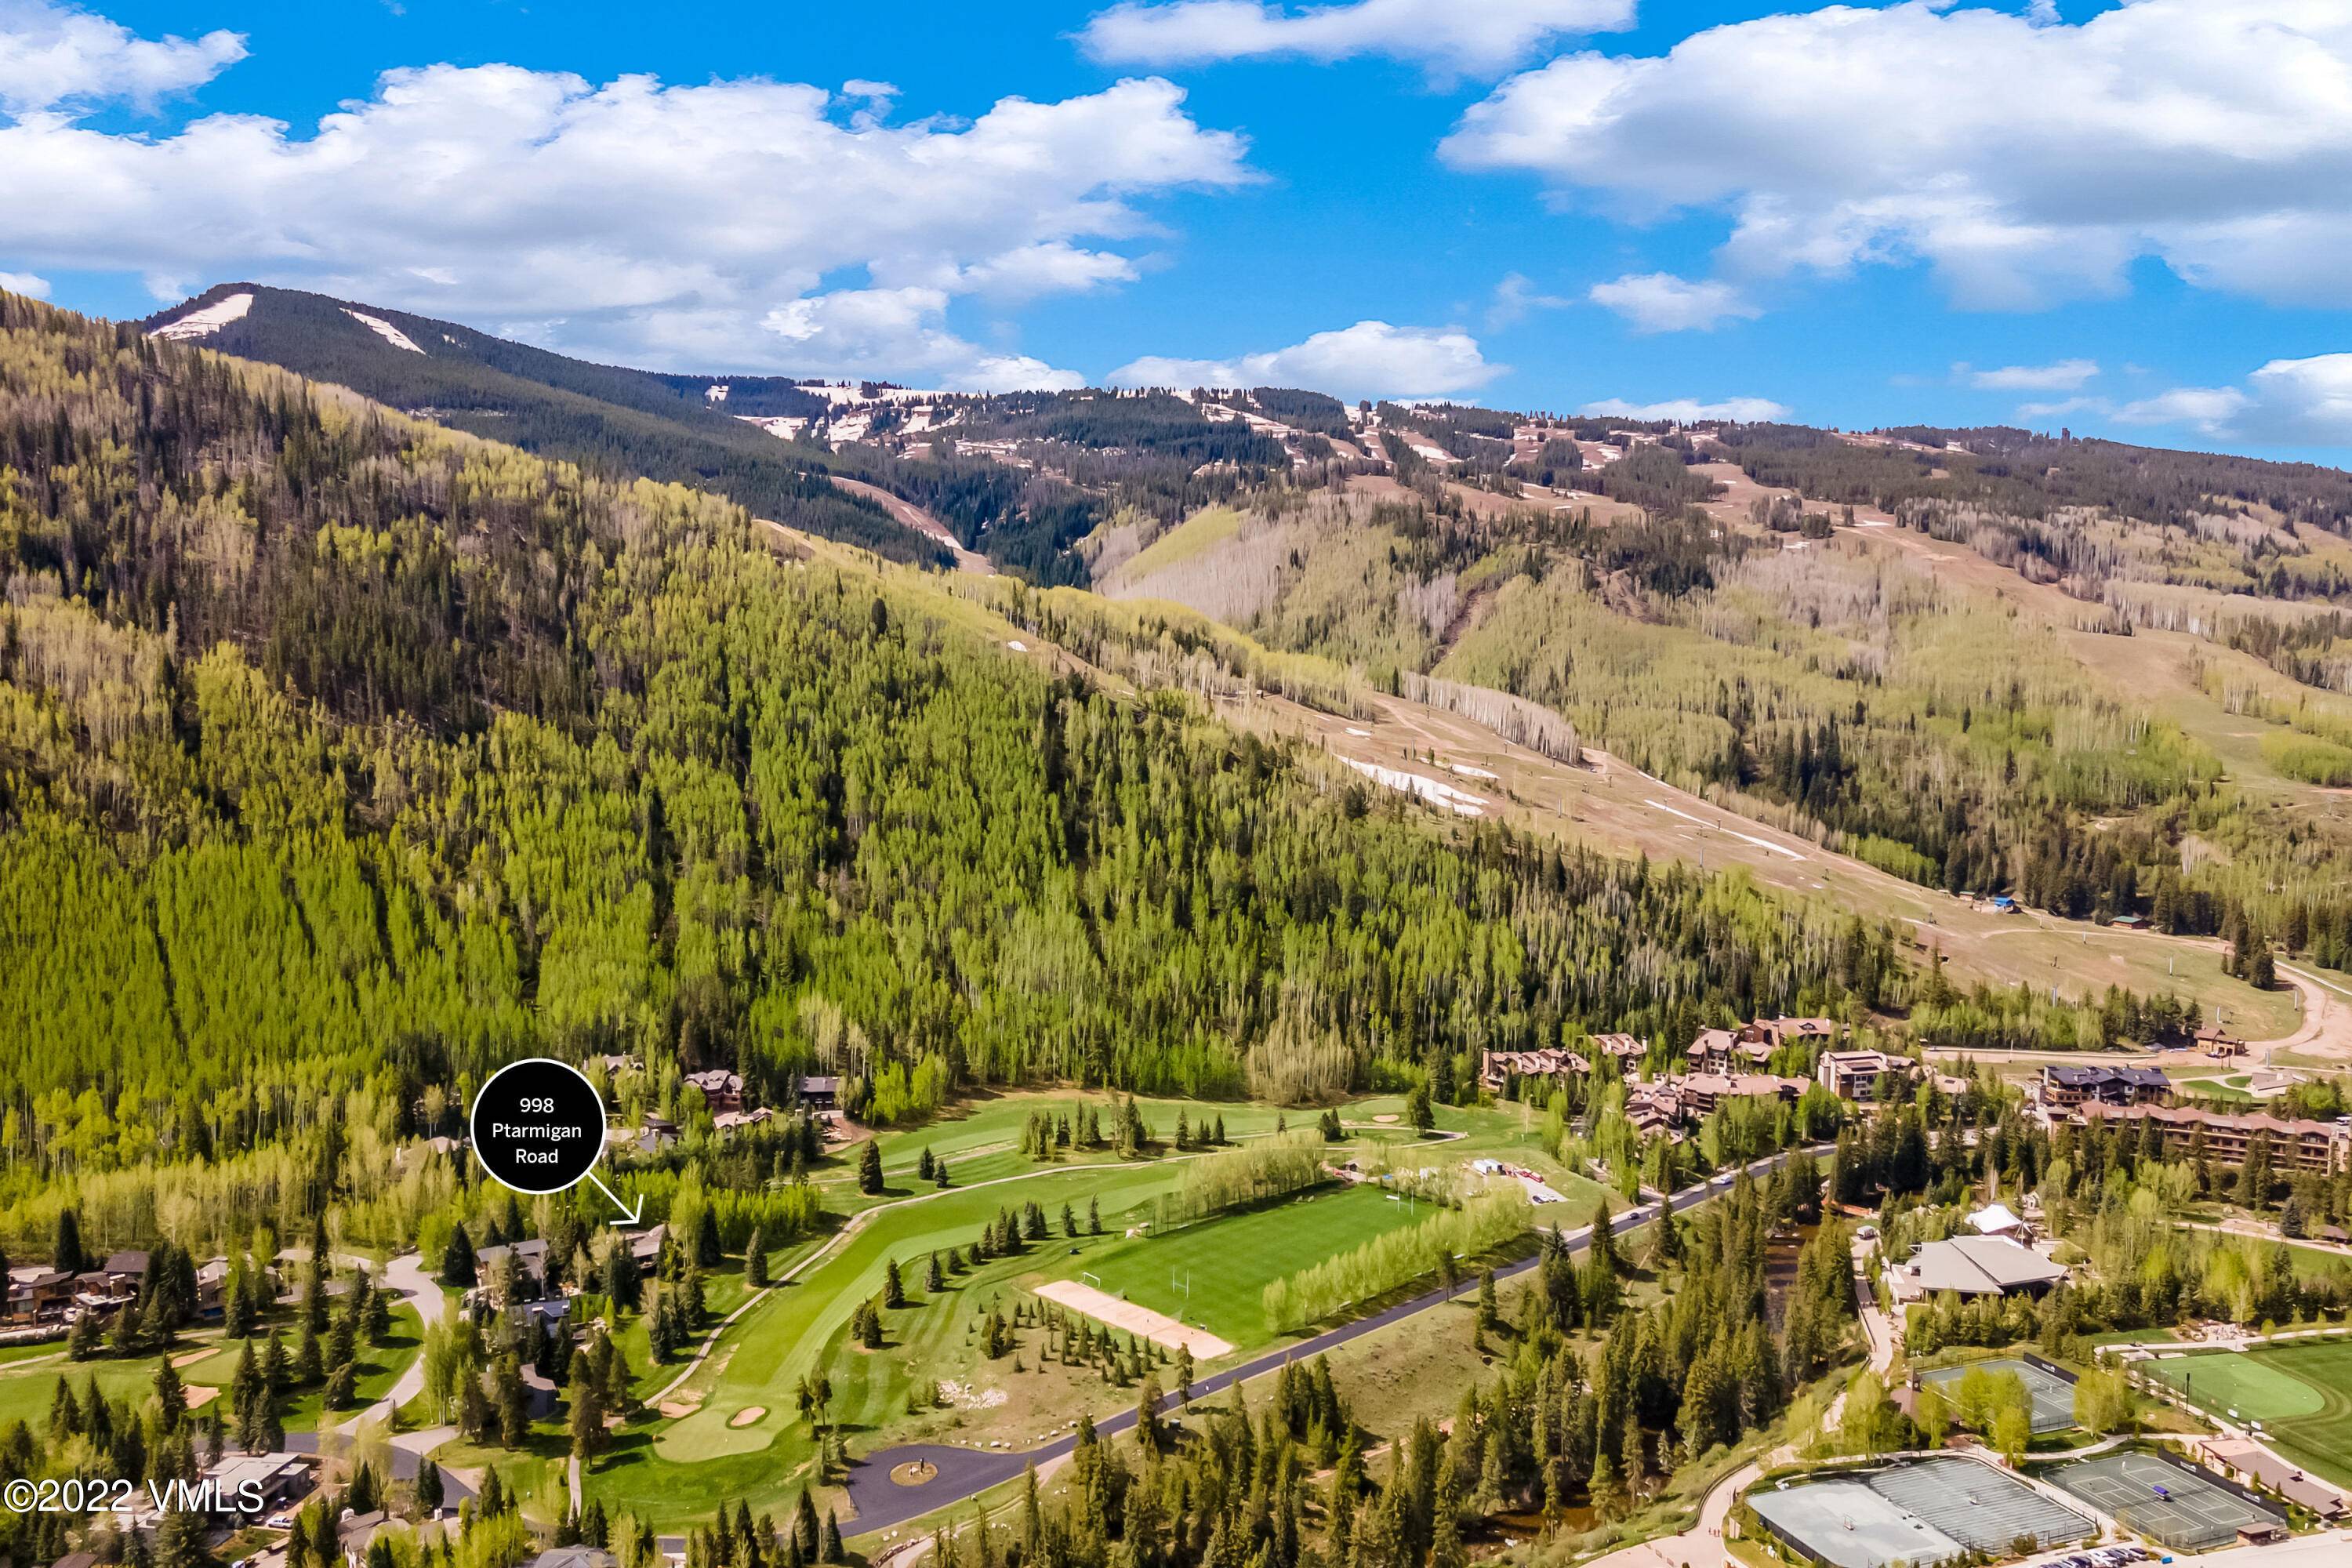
(581, 1094, 1571, 1534)
(2140, 1349, 2325, 1421)
(1042, 1181, 1432, 1349)
(0, 1351, 171, 1431)
(587, 1155, 1195, 1530)
(852, 1093, 1301, 1193)
(169, 1303, 425, 1432)
(2232, 1341, 2352, 1491)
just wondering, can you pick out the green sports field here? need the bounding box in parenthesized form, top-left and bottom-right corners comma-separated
(1045, 1182, 1432, 1349)
(2142, 1339, 2352, 1490)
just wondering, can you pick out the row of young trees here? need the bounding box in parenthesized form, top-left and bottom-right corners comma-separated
(1263, 1188, 1531, 1333)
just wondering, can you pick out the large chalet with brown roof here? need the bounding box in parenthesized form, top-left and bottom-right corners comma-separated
(1687, 1017, 1840, 1074)
(2085, 1103, 2346, 1174)
(1479, 1048, 1592, 1093)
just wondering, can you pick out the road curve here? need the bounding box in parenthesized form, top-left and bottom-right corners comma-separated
(837, 1144, 1833, 1538)
(334, 1251, 448, 1436)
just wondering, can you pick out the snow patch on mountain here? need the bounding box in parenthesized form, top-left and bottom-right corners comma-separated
(151, 292, 252, 340)
(343, 309, 426, 354)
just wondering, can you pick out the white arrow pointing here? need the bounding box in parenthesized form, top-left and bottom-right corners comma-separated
(587, 1167, 644, 1226)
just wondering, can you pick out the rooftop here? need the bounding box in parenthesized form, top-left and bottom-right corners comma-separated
(1897, 1235, 2067, 1295)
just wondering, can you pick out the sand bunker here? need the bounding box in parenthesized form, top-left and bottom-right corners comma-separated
(728, 1406, 766, 1428)
(1034, 1279, 1234, 1359)
(659, 1399, 702, 1420)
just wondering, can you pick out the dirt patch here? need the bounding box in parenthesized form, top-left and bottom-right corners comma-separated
(1033, 1279, 1235, 1359)
(728, 1406, 766, 1428)
(889, 1460, 940, 1487)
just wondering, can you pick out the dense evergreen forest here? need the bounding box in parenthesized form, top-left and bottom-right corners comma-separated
(0, 292, 1905, 1254)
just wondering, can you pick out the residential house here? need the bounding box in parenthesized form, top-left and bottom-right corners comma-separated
(635, 1112, 679, 1156)
(712, 1107, 775, 1138)
(203, 1452, 314, 1515)
(796, 1075, 840, 1112)
(529, 1550, 619, 1568)
(337, 1511, 404, 1565)
(684, 1069, 745, 1114)
(2040, 1063, 2170, 1109)
(7, 1266, 75, 1323)
(194, 1258, 230, 1317)
(626, 1224, 667, 1274)
(474, 1239, 549, 1299)
(2194, 1026, 2247, 1058)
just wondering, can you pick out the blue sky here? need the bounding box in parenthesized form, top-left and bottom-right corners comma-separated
(8, 0, 2352, 458)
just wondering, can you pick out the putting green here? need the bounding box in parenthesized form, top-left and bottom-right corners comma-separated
(2146, 1351, 2325, 1420)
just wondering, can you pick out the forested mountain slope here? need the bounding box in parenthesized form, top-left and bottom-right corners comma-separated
(1080, 416, 2352, 982)
(0, 292, 1903, 1250)
(140, 283, 943, 566)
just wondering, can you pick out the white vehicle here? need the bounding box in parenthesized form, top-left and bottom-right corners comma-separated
(264, 1514, 295, 1530)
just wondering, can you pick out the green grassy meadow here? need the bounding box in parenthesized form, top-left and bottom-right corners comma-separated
(2143, 1340, 2352, 1490)
(1047, 1181, 1429, 1348)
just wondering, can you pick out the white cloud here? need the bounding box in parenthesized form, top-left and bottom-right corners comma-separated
(1486, 271, 1569, 329)
(1078, 0, 1634, 78)
(0, 41, 1250, 372)
(1965, 358, 2100, 391)
(1444, 0, 2352, 310)
(1108, 319, 1497, 399)
(0, 270, 49, 297)
(1587, 271, 1756, 332)
(2241, 354, 2352, 445)
(955, 241, 1140, 301)
(2114, 353, 2352, 446)
(760, 287, 1083, 391)
(1579, 395, 1790, 423)
(0, 0, 243, 115)
(2014, 395, 2106, 419)
(2114, 386, 2252, 434)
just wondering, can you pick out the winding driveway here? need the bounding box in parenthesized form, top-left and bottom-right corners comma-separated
(836, 1145, 1833, 1537)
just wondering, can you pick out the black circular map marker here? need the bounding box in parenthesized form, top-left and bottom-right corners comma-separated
(470, 1058, 608, 1195)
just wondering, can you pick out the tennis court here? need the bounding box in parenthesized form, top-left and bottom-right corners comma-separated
(2045, 1450, 2288, 1551)
(1917, 1355, 2078, 1433)
(1748, 1457, 2092, 1568)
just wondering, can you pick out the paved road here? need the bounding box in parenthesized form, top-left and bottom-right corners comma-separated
(337, 1251, 448, 1436)
(837, 1145, 1832, 1537)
